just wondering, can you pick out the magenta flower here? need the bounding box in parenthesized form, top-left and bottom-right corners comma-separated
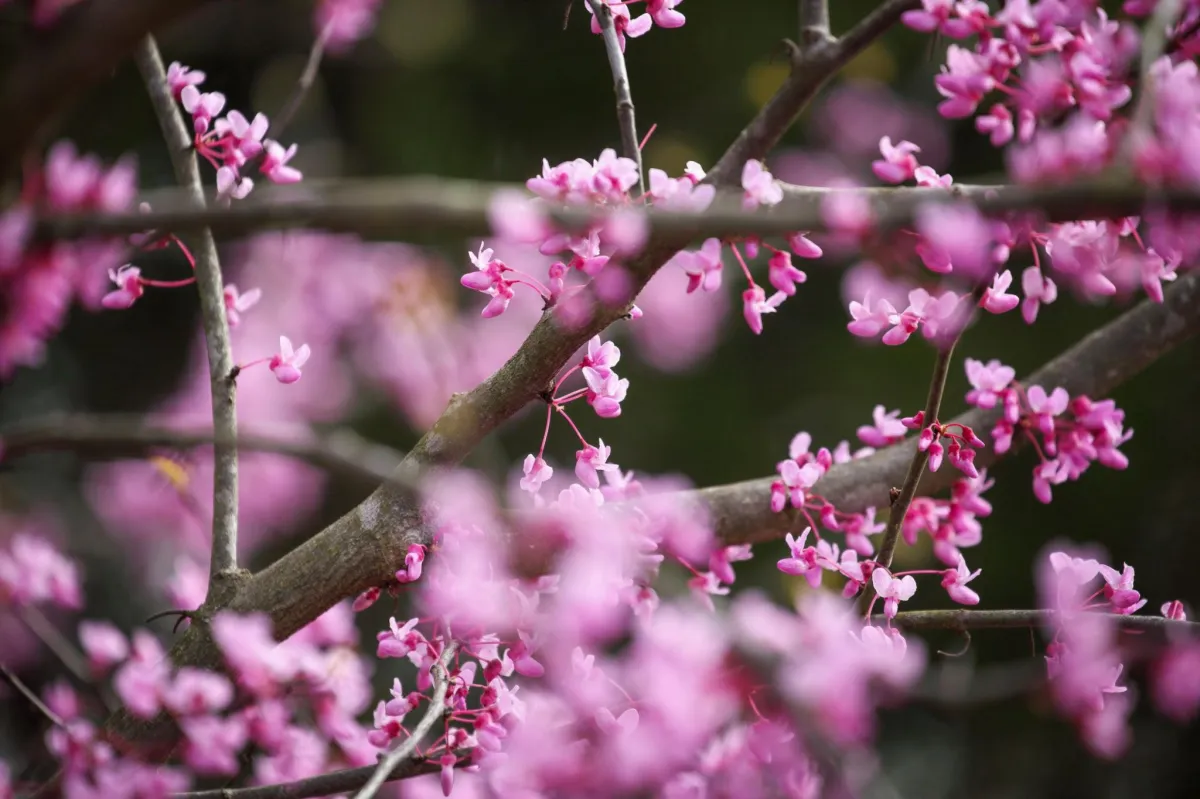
(269, 336, 311, 384)
(166, 61, 206, 98)
(742, 286, 785, 335)
(941, 554, 982, 605)
(847, 293, 899, 338)
(871, 136, 921, 183)
(965, 358, 1015, 409)
(520, 454, 554, 493)
(1162, 600, 1188, 621)
(180, 85, 226, 134)
(395, 543, 426, 584)
(260, 140, 302, 184)
(589, 1, 652, 52)
(935, 45, 995, 118)
(222, 283, 262, 328)
(741, 159, 783, 209)
(181, 715, 248, 775)
(101, 264, 144, 309)
(216, 165, 254, 200)
(648, 168, 715, 212)
(871, 567, 917, 619)
(584, 369, 629, 418)
(0, 532, 82, 609)
(575, 440, 617, 489)
(164, 667, 234, 716)
(647, 0, 686, 28)
(901, 0, 974, 38)
(673, 237, 724, 294)
(213, 110, 269, 165)
(78, 620, 129, 672)
(1097, 563, 1146, 614)
(976, 103, 1014, 146)
(767, 250, 808, 296)
(980, 269, 1020, 314)
(856, 405, 908, 448)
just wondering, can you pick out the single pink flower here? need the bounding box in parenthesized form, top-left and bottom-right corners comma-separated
(941, 554, 982, 605)
(101, 264, 143, 309)
(871, 567, 917, 619)
(741, 159, 783, 208)
(223, 284, 262, 328)
(269, 336, 311, 384)
(520, 455, 554, 493)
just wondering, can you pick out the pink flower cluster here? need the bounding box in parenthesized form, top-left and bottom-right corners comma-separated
(587, 0, 687, 51)
(52, 603, 377, 794)
(964, 357, 1133, 503)
(0, 527, 82, 610)
(166, 62, 301, 201)
(314, 0, 383, 52)
(0, 142, 135, 378)
(1036, 546, 1193, 758)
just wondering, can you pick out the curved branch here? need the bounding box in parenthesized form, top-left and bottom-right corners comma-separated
(699, 266, 1200, 545)
(584, 0, 645, 195)
(886, 609, 1200, 636)
(175, 759, 441, 799)
(0, 0, 220, 178)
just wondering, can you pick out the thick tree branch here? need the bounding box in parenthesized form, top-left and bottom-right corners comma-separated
(584, 0, 645, 195)
(0, 414, 407, 491)
(0, 0, 220, 178)
(38, 178, 1200, 244)
(134, 38, 241, 583)
(697, 266, 1200, 546)
(705, 0, 920, 187)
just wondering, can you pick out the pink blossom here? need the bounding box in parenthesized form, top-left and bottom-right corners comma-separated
(673, 237, 724, 294)
(847, 293, 899, 338)
(260, 140, 303, 184)
(182, 715, 248, 775)
(112, 631, 169, 718)
(1152, 642, 1200, 722)
(742, 286, 785, 335)
(871, 136, 921, 183)
(871, 567, 917, 619)
(78, 620, 129, 672)
(216, 165, 254, 200)
(767, 250, 808, 296)
(589, 1, 653, 52)
(223, 284, 262, 328)
(902, 0, 975, 38)
(487, 189, 554, 243)
(935, 45, 995, 118)
(0, 532, 82, 609)
(648, 168, 715, 212)
(180, 85, 226, 134)
(770, 458, 823, 512)
(1162, 600, 1188, 621)
(941, 554, 982, 605)
(166, 62, 206, 98)
(980, 269, 1020, 314)
(856, 405, 908, 448)
(269, 336, 311, 384)
(584, 368, 629, 418)
(976, 103, 1015, 146)
(315, 0, 384, 51)
(647, 0, 686, 28)
(101, 264, 143, 309)
(395, 543, 426, 584)
(576, 440, 618, 489)
(914, 202, 994, 278)
(520, 455, 554, 493)
(1096, 563, 1146, 614)
(1020, 265, 1058, 323)
(164, 668, 235, 716)
(964, 358, 1015, 409)
(741, 160, 783, 208)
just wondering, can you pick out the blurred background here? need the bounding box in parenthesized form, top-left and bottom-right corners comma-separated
(2, 0, 1199, 796)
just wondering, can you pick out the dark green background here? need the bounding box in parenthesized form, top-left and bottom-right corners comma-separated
(2, 1, 1199, 796)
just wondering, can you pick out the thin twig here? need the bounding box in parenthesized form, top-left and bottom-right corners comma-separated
(174, 758, 447, 799)
(267, 25, 333, 143)
(19, 606, 91, 684)
(857, 328, 963, 614)
(0, 414, 407, 491)
(1, 662, 66, 728)
(884, 609, 1200, 634)
(134, 37, 241, 582)
(798, 0, 833, 48)
(584, 0, 645, 195)
(352, 644, 457, 799)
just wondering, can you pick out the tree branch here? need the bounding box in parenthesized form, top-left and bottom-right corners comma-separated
(175, 760, 442, 799)
(858, 326, 963, 613)
(798, 0, 833, 49)
(886, 609, 1200, 636)
(696, 266, 1200, 546)
(38, 178, 1200, 244)
(134, 37, 241, 584)
(0, 0, 221, 179)
(0, 414, 408, 491)
(353, 644, 456, 799)
(705, 0, 920, 187)
(1, 661, 66, 728)
(584, 0, 645, 196)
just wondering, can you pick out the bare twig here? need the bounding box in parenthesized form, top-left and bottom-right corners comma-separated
(689, 266, 1200, 546)
(35, 177, 1200, 244)
(353, 644, 457, 799)
(1, 662, 66, 728)
(886, 609, 1200, 635)
(798, 0, 833, 48)
(0, 0, 222, 179)
(0, 414, 407, 491)
(175, 758, 445, 799)
(584, 0, 645, 195)
(705, 0, 920, 187)
(134, 37, 241, 583)
(267, 25, 333, 143)
(858, 325, 964, 614)
(18, 606, 90, 684)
